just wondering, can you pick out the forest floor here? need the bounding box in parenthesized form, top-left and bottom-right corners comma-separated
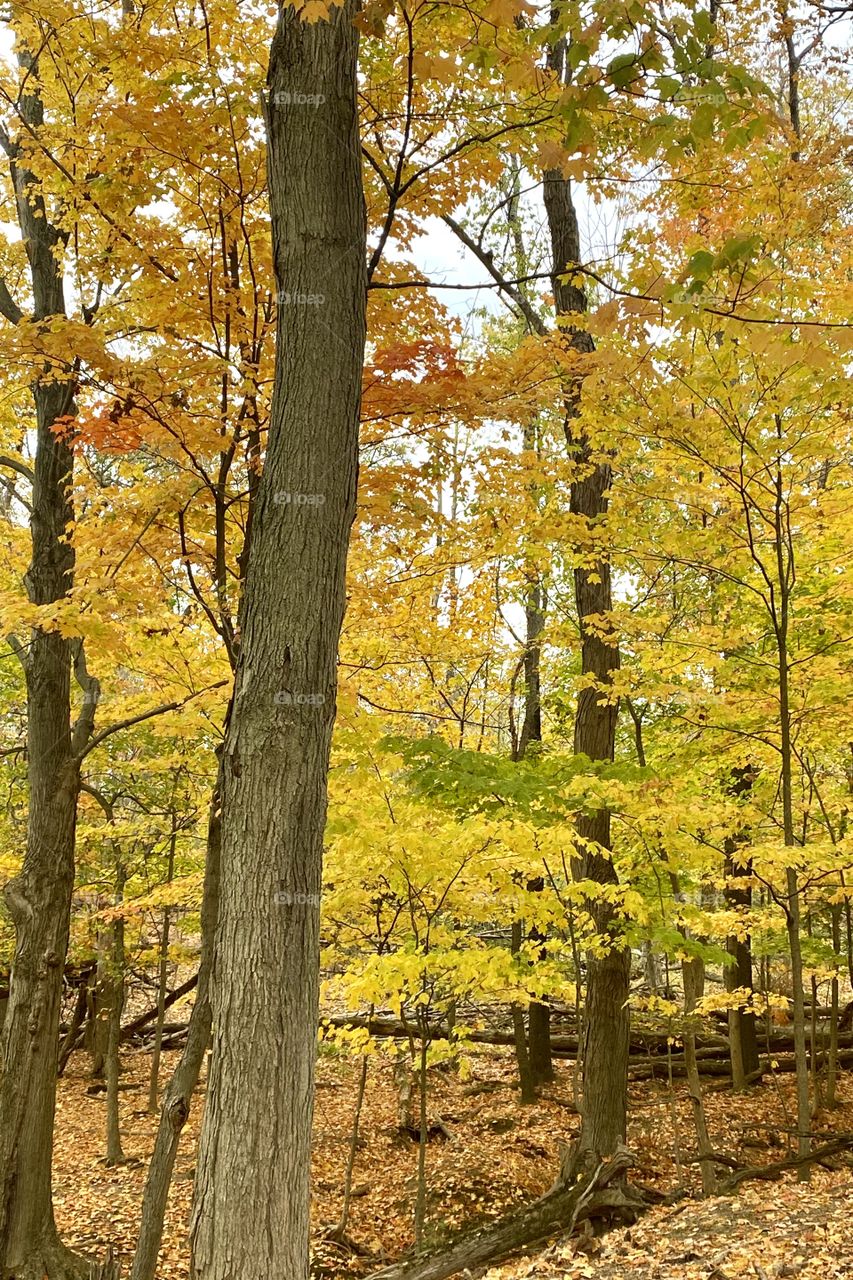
(54, 1041, 853, 1280)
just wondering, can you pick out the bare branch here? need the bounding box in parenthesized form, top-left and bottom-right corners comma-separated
(4, 633, 29, 673)
(0, 454, 33, 484)
(442, 214, 548, 336)
(75, 680, 228, 762)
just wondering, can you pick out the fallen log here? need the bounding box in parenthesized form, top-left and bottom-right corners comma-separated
(57, 974, 200, 1068)
(364, 1146, 648, 1280)
(157, 1031, 190, 1051)
(132, 1020, 188, 1042)
(119, 974, 199, 1043)
(323, 1012, 853, 1060)
(322, 1013, 730, 1057)
(632, 1048, 853, 1082)
(719, 1134, 853, 1191)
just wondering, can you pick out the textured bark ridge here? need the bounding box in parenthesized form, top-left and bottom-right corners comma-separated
(188, 5, 367, 1280)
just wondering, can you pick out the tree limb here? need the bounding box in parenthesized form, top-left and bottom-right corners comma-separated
(0, 281, 23, 325)
(75, 680, 228, 761)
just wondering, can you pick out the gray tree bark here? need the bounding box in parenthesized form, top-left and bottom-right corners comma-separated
(0, 45, 90, 1280)
(188, 5, 367, 1278)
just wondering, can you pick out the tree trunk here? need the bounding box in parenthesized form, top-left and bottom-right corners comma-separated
(542, 141, 628, 1157)
(88, 933, 111, 1079)
(682, 957, 716, 1195)
(527, 997, 553, 1086)
(775, 555, 809, 1174)
(147, 819, 177, 1114)
(510, 923, 537, 1104)
(188, 7, 367, 1279)
(578, 895, 630, 1157)
(773, 47, 808, 1181)
(726, 906, 759, 1079)
(0, 44, 88, 1280)
(723, 766, 759, 1086)
(333, 1052, 370, 1239)
(414, 1029, 429, 1250)
(57, 973, 91, 1077)
(105, 862, 127, 1167)
(826, 906, 841, 1108)
(785, 865, 810, 1174)
(130, 779, 221, 1280)
(394, 1048, 415, 1134)
(513, 412, 553, 1088)
(511, 1004, 537, 1106)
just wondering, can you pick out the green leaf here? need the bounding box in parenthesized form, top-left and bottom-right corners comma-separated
(715, 233, 760, 268)
(690, 102, 717, 139)
(607, 52, 641, 89)
(688, 249, 716, 279)
(655, 75, 681, 101)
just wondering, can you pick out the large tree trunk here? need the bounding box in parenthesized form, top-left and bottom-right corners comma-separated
(527, 990, 553, 1086)
(724, 855, 760, 1084)
(188, 7, 367, 1279)
(0, 47, 88, 1280)
(543, 80, 629, 1158)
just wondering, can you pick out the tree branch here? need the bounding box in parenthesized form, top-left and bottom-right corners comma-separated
(442, 214, 548, 336)
(0, 281, 23, 325)
(75, 680, 228, 762)
(0, 454, 34, 484)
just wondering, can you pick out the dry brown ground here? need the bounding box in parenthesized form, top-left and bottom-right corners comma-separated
(53, 1041, 853, 1280)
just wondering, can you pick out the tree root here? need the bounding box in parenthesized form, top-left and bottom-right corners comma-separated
(363, 1128, 853, 1280)
(364, 1145, 646, 1280)
(718, 1134, 853, 1191)
(3, 1231, 94, 1280)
